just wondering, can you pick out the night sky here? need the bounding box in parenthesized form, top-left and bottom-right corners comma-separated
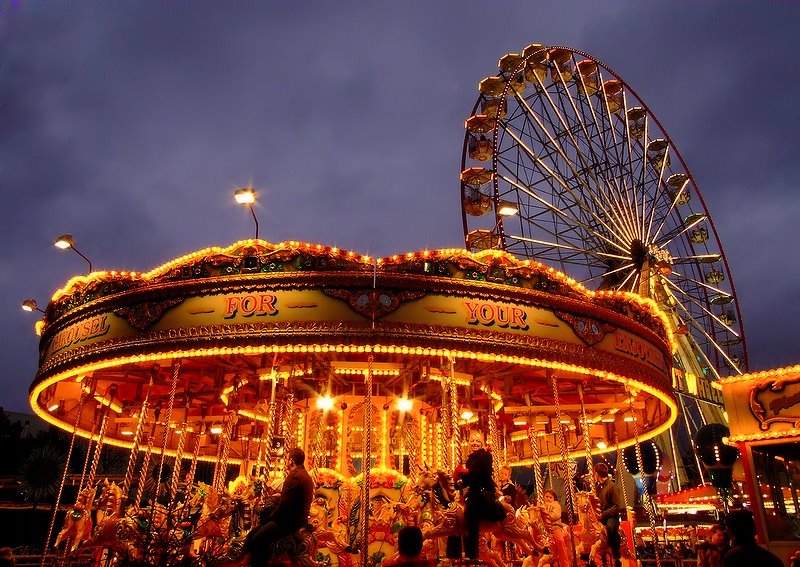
(2, 2, 799, 413)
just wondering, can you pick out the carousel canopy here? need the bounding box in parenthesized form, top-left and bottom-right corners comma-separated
(30, 240, 677, 465)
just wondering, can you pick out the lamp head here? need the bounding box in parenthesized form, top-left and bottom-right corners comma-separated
(497, 200, 519, 217)
(234, 187, 256, 205)
(54, 234, 74, 249)
(21, 299, 39, 312)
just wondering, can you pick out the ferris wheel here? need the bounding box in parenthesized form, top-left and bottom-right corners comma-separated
(459, 45, 748, 477)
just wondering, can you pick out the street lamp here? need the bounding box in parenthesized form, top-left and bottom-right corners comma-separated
(54, 234, 93, 273)
(21, 299, 45, 314)
(234, 187, 259, 240)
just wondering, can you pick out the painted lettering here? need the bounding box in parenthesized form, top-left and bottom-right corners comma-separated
(464, 301, 528, 330)
(615, 332, 665, 371)
(224, 294, 279, 319)
(50, 314, 110, 354)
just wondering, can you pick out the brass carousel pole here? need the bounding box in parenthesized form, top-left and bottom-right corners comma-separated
(551, 370, 578, 567)
(578, 383, 596, 494)
(169, 395, 191, 498)
(629, 388, 661, 567)
(361, 355, 374, 567)
(525, 395, 544, 505)
(135, 402, 161, 508)
(449, 357, 461, 468)
(155, 360, 180, 500)
(40, 391, 89, 566)
(122, 375, 153, 497)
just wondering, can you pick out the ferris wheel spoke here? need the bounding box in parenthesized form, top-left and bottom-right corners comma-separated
(661, 276, 741, 339)
(643, 145, 672, 244)
(506, 209, 614, 268)
(625, 270, 641, 293)
(498, 116, 635, 249)
(550, 79, 642, 242)
(590, 69, 642, 233)
(649, 179, 693, 245)
(667, 269, 735, 307)
(553, 68, 641, 242)
(578, 262, 637, 285)
(497, 170, 631, 256)
(507, 232, 631, 264)
(511, 81, 633, 232)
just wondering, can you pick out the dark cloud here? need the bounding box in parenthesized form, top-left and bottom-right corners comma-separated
(1, 1, 799, 412)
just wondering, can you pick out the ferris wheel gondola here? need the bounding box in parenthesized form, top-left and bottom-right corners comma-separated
(460, 44, 748, 485)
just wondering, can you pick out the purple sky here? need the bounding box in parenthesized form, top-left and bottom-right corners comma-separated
(2, 2, 799, 413)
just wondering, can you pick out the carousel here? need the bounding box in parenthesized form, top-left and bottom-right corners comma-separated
(29, 239, 678, 567)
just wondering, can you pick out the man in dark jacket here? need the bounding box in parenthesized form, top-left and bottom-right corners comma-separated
(594, 463, 622, 567)
(243, 448, 315, 567)
(457, 432, 504, 559)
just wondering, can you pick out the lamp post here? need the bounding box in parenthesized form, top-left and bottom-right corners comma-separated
(54, 234, 93, 273)
(234, 187, 259, 240)
(21, 299, 45, 314)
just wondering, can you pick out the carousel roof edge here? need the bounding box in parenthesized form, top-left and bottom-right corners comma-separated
(36, 239, 674, 347)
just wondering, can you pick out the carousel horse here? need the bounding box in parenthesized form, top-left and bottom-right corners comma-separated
(396, 468, 458, 558)
(54, 485, 96, 553)
(309, 497, 349, 555)
(88, 479, 141, 561)
(574, 491, 632, 567)
(420, 471, 540, 567)
(519, 503, 558, 566)
(227, 475, 257, 538)
(575, 491, 607, 565)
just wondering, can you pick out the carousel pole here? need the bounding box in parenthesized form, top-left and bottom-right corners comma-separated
(215, 409, 238, 492)
(440, 367, 451, 472)
(40, 391, 89, 566)
(169, 395, 191, 498)
(615, 433, 631, 520)
(577, 383, 596, 494)
(187, 423, 204, 485)
(155, 360, 180, 501)
(135, 403, 161, 508)
(360, 355, 374, 567)
(450, 357, 461, 468)
(525, 395, 544, 504)
(628, 388, 661, 567)
(84, 392, 113, 492)
(261, 365, 278, 474)
(551, 370, 578, 567)
(122, 375, 153, 497)
(187, 404, 209, 486)
(77, 382, 100, 494)
(283, 391, 296, 448)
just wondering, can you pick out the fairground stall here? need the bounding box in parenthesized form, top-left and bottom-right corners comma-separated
(30, 239, 676, 567)
(718, 366, 800, 564)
